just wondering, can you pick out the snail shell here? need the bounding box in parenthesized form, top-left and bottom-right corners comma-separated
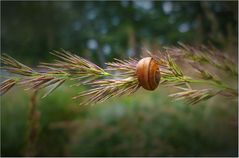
(136, 57, 160, 91)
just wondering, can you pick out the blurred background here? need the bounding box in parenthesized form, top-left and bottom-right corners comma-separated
(1, 1, 238, 156)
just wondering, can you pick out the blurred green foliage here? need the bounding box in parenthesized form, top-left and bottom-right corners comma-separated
(1, 1, 238, 66)
(1, 1, 238, 156)
(1, 85, 237, 156)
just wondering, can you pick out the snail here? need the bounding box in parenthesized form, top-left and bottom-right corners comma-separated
(136, 57, 161, 90)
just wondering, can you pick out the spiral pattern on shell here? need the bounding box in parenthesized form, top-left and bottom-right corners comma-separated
(136, 57, 161, 90)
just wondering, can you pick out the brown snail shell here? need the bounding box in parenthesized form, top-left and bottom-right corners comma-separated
(136, 57, 160, 91)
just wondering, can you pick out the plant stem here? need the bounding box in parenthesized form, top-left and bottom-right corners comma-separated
(25, 90, 40, 156)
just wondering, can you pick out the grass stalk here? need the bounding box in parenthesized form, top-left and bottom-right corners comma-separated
(1, 45, 237, 105)
(25, 90, 39, 156)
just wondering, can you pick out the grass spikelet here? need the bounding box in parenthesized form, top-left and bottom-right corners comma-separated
(169, 88, 215, 105)
(74, 77, 140, 106)
(1, 53, 37, 76)
(106, 58, 138, 77)
(40, 49, 110, 82)
(0, 79, 17, 95)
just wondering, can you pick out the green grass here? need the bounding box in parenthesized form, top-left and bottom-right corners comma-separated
(1, 84, 238, 156)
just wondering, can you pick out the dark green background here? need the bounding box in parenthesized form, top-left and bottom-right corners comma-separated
(2, 1, 238, 65)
